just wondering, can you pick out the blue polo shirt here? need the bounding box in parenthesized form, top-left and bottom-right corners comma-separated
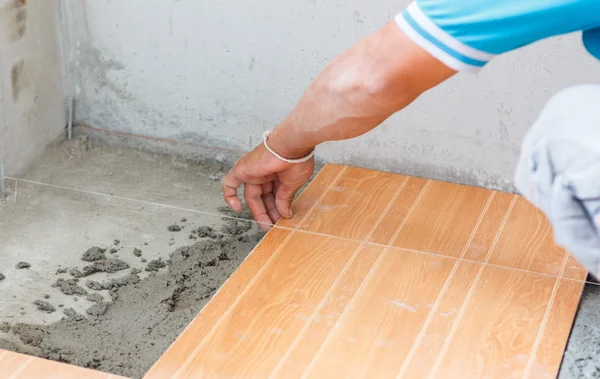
(396, 0, 600, 73)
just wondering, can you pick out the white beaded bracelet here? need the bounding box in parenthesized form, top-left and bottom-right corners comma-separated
(263, 131, 315, 163)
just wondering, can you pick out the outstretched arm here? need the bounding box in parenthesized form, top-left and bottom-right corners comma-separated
(222, 21, 456, 230)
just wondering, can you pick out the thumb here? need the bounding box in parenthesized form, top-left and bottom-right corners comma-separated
(275, 182, 300, 219)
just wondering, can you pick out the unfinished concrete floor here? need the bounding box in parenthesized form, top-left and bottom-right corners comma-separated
(0, 133, 268, 377)
(0, 132, 598, 378)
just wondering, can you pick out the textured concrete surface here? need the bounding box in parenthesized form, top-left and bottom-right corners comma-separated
(0, 133, 240, 327)
(62, 0, 600, 191)
(0, 0, 66, 176)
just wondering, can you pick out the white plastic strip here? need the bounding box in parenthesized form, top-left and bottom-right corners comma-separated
(263, 131, 315, 163)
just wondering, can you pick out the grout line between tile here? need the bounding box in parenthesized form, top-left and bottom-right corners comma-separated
(7, 177, 276, 229)
(170, 166, 347, 377)
(274, 227, 595, 285)
(8, 356, 33, 379)
(395, 191, 496, 379)
(427, 194, 518, 379)
(10, 175, 594, 285)
(268, 176, 410, 379)
(300, 180, 432, 379)
(522, 245, 570, 379)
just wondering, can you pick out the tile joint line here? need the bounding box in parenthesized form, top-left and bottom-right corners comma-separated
(522, 241, 571, 378)
(171, 166, 347, 376)
(427, 194, 518, 379)
(395, 190, 496, 379)
(8, 176, 595, 284)
(268, 175, 410, 379)
(8, 356, 33, 379)
(300, 180, 432, 379)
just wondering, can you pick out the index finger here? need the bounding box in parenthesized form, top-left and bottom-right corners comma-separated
(222, 172, 243, 212)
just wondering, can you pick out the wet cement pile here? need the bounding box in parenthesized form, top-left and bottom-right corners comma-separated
(0, 208, 263, 378)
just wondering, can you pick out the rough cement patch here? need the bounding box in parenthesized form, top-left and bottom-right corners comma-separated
(196, 226, 218, 239)
(0, 229, 263, 378)
(53, 278, 88, 295)
(559, 283, 600, 378)
(81, 247, 107, 262)
(221, 219, 252, 236)
(63, 308, 84, 321)
(217, 205, 254, 221)
(0, 322, 11, 333)
(167, 224, 181, 232)
(11, 323, 47, 347)
(15, 262, 31, 269)
(144, 258, 166, 272)
(34, 300, 56, 313)
(86, 294, 109, 317)
(70, 258, 130, 278)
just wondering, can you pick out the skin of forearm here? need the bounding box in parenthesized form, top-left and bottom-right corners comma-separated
(267, 21, 456, 158)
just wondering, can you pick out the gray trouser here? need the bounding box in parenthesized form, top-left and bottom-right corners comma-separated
(515, 84, 600, 277)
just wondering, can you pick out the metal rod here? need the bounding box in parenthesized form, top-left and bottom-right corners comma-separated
(0, 160, 5, 200)
(67, 96, 74, 140)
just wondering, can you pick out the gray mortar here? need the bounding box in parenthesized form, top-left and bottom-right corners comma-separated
(52, 278, 87, 296)
(81, 247, 107, 262)
(559, 283, 600, 378)
(144, 258, 166, 272)
(15, 262, 31, 269)
(221, 219, 252, 236)
(0, 322, 11, 333)
(0, 219, 263, 378)
(70, 258, 130, 278)
(33, 300, 56, 313)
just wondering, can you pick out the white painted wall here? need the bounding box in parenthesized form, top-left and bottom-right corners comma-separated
(0, 0, 66, 176)
(65, 0, 600, 190)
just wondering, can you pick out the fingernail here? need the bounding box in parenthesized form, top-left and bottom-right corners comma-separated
(289, 209, 293, 218)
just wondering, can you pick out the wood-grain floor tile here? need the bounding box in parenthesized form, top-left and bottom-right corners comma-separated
(305, 248, 456, 379)
(12, 355, 119, 379)
(146, 166, 582, 379)
(277, 164, 345, 229)
(0, 350, 32, 376)
(273, 244, 384, 378)
(399, 261, 481, 378)
(390, 181, 492, 258)
(562, 254, 588, 281)
(368, 177, 429, 245)
(174, 232, 361, 378)
(299, 167, 408, 241)
(432, 266, 556, 379)
(488, 196, 566, 276)
(529, 279, 585, 379)
(144, 228, 291, 378)
(462, 192, 515, 263)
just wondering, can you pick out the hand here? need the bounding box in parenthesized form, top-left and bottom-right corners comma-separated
(222, 140, 314, 231)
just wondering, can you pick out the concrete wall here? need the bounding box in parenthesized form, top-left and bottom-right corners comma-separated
(0, 0, 66, 176)
(65, 0, 600, 191)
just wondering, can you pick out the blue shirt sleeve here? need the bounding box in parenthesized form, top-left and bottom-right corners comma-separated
(583, 28, 600, 61)
(396, 0, 600, 73)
